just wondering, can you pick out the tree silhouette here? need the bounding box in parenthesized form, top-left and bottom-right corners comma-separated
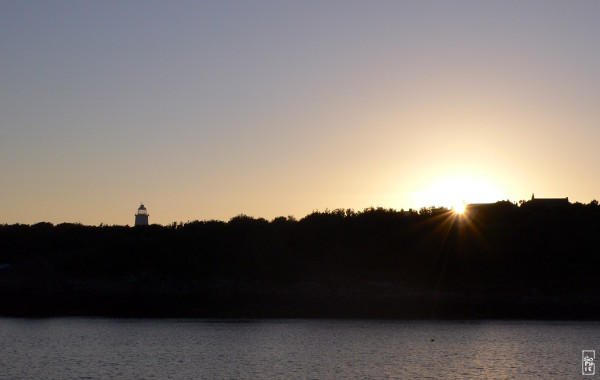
(1, 201, 600, 318)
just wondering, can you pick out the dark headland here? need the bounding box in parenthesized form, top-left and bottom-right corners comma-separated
(2, 199, 600, 319)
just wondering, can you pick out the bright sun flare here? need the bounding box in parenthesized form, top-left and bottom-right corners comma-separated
(452, 202, 466, 214)
(416, 176, 503, 211)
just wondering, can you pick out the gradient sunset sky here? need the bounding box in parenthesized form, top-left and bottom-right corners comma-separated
(2, 1, 599, 225)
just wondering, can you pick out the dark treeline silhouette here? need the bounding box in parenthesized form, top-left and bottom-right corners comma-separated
(2, 200, 600, 318)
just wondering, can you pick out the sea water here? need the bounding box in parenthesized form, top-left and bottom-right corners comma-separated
(1, 318, 598, 379)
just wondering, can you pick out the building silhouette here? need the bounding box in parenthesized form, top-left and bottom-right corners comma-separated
(464, 193, 569, 216)
(135, 203, 149, 226)
(530, 193, 569, 208)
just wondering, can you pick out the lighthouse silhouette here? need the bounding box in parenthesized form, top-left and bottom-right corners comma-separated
(135, 203, 149, 226)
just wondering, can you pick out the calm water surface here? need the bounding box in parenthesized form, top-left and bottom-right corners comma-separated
(0, 318, 598, 379)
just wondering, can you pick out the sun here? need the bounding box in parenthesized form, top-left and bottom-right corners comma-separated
(415, 176, 503, 211)
(452, 202, 466, 215)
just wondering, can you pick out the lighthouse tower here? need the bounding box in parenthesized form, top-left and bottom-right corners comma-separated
(135, 203, 149, 226)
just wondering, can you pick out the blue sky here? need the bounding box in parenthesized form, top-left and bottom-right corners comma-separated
(2, 1, 600, 225)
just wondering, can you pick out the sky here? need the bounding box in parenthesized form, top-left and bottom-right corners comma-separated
(2, 1, 599, 225)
